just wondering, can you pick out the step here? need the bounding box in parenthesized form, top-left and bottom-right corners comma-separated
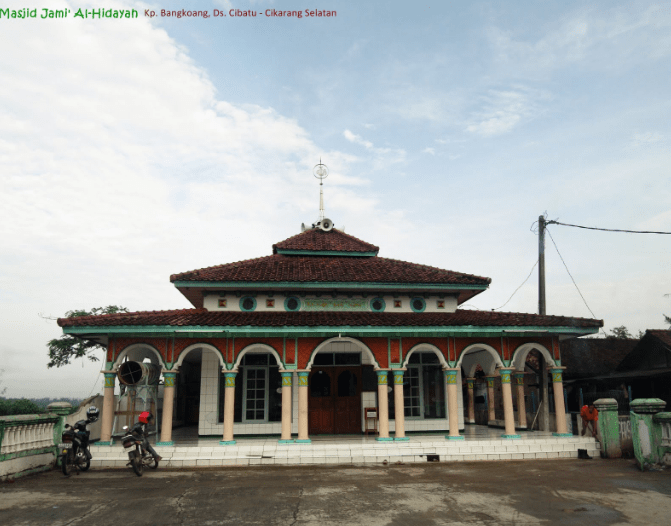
(89, 437, 601, 468)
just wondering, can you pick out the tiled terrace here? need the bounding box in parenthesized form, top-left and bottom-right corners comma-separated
(89, 426, 601, 468)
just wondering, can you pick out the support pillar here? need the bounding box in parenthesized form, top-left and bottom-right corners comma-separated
(513, 372, 527, 430)
(279, 372, 294, 443)
(500, 368, 520, 439)
(393, 370, 409, 441)
(220, 371, 237, 445)
(99, 371, 116, 445)
(444, 368, 464, 440)
(594, 398, 621, 458)
(376, 370, 392, 441)
(550, 367, 570, 437)
(157, 371, 177, 446)
(485, 376, 496, 423)
(466, 377, 476, 424)
(540, 355, 550, 431)
(296, 371, 311, 443)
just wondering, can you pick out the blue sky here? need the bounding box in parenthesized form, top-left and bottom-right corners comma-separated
(1, 0, 670, 397)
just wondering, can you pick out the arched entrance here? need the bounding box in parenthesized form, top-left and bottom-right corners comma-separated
(307, 339, 373, 434)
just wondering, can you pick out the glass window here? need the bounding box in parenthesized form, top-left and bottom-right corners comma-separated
(403, 360, 446, 419)
(310, 371, 331, 397)
(337, 371, 357, 397)
(335, 353, 361, 365)
(313, 353, 334, 366)
(404, 367, 421, 417)
(243, 367, 267, 421)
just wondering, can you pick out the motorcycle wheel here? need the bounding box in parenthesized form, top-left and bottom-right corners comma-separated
(61, 452, 72, 476)
(132, 450, 143, 477)
(77, 450, 91, 472)
(147, 455, 159, 469)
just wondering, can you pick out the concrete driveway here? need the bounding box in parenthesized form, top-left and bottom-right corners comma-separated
(1, 459, 670, 525)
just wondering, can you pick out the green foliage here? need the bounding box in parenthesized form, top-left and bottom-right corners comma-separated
(607, 326, 633, 339)
(47, 306, 129, 368)
(0, 398, 44, 416)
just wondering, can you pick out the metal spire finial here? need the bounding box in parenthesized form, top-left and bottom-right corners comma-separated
(313, 158, 329, 222)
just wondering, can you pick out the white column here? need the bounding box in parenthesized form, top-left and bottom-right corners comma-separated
(392, 369, 408, 441)
(296, 371, 311, 443)
(500, 368, 520, 439)
(444, 368, 464, 440)
(550, 367, 570, 436)
(220, 371, 236, 445)
(158, 371, 177, 445)
(376, 370, 392, 441)
(100, 371, 116, 445)
(280, 371, 293, 442)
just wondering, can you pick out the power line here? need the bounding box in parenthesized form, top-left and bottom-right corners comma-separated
(547, 220, 671, 235)
(492, 258, 539, 311)
(546, 228, 608, 337)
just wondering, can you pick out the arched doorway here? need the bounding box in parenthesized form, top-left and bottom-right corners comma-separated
(308, 341, 366, 434)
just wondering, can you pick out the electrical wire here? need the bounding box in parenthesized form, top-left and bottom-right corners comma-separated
(492, 258, 539, 311)
(547, 220, 671, 235)
(546, 228, 608, 337)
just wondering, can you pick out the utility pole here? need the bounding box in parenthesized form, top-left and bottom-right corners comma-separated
(538, 214, 546, 316)
(537, 214, 549, 431)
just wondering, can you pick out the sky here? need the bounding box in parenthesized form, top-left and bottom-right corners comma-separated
(1, 0, 670, 398)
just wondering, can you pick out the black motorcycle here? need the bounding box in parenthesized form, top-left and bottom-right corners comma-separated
(59, 406, 99, 476)
(121, 423, 159, 476)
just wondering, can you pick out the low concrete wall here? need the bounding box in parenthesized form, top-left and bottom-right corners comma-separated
(0, 414, 60, 480)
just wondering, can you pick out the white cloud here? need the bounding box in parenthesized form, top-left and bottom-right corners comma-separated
(488, 4, 671, 75)
(0, 0, 377, 396)
(342, 129, 406, 169)
(422, 147, 435, 155)
(630, 132, 665, 148)
(465, 87, 549, 137)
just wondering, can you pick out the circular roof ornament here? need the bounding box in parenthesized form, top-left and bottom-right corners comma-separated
(313, 160, 329, 181)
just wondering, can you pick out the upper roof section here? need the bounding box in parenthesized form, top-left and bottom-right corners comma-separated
(170, 227, 492, 308)
(272, 229, 379, 256)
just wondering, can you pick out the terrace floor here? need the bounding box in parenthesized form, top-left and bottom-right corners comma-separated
(90, 425, 601, 468)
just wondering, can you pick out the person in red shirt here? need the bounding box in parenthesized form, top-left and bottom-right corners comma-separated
(580, 403, 599, 437)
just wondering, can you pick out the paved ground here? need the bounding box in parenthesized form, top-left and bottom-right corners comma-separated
(1, 459, 671, 525)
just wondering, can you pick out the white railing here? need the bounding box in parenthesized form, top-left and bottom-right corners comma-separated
(0, 414, 61, 480)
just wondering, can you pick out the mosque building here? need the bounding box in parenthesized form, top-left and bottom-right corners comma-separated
(58, 164, 602, 446)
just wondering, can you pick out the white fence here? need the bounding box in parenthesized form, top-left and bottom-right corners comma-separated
(0, 414, 60, 480)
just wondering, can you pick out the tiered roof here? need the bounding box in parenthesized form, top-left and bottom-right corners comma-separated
(58, 308, 602, 330)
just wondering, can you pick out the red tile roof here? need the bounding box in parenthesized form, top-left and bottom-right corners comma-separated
(170, 254, 491, 286)
(647, 330, 671, 347)
(58, 308, 602, 329)
(273, 229, 379, 254)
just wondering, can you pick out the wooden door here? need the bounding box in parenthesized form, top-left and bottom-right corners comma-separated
(308, 369, 334, 434)
(309, 366, 361, 435)
(334, 367, 361, 434)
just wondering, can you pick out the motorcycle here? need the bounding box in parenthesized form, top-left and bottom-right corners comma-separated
(59, 406, 99, 476)
(121, 423, 159, 476)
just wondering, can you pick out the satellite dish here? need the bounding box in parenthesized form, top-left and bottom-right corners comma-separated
(320, 218, 334, 231)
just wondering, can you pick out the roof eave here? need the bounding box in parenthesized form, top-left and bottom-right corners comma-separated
(63, 324, 599, 338)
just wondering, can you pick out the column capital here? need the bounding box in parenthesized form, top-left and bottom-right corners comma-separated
(103, 372, 116, 388)
(547, 365, 566, 372)
(498, 367, 514, 383)
(466, 377, 475, 388)
(376, 370, 389, 385)
(392, 370, 405, 384)
(549, 367, 565, 383)
(444, 369, 459, 384)
(223, 372, 236, 388)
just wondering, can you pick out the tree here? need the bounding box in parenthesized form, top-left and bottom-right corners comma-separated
(607, 326, 633, 339)
(665, 314, 671, 328)
(47, 306, 129, 368)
